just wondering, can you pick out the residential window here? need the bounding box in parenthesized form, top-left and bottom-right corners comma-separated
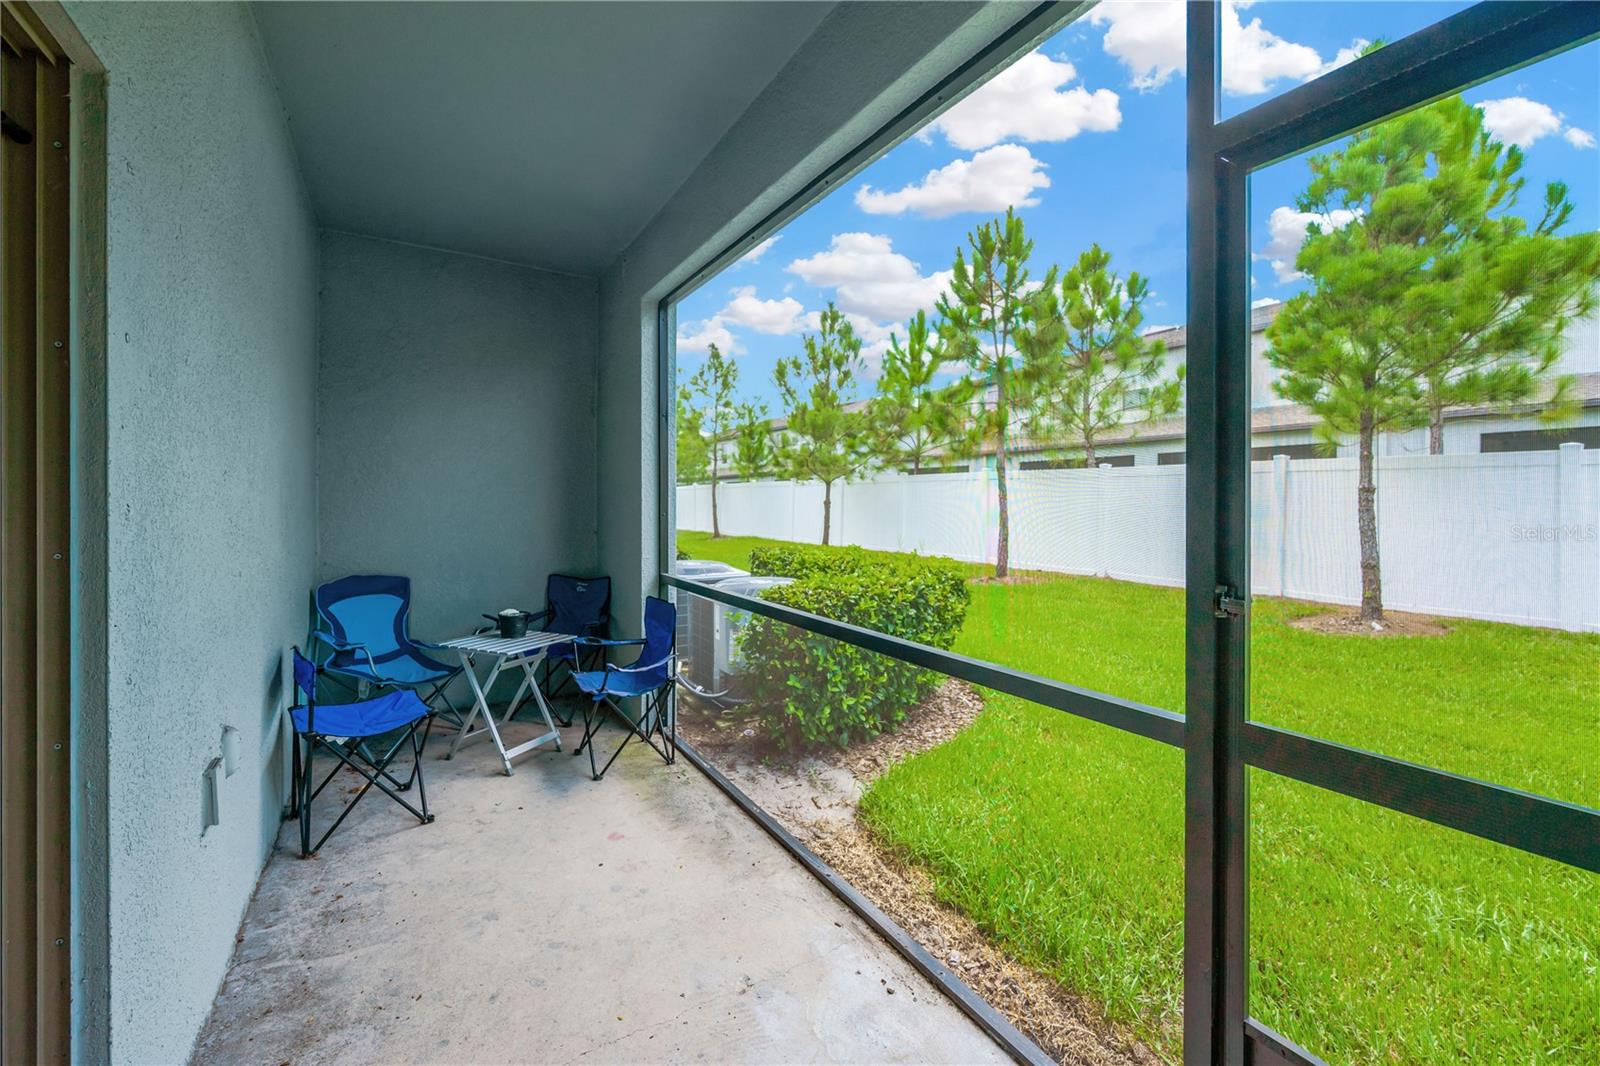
(1250, 443, 1323, 461)
(1479, 427, 1600, 453)
(1019, 455, 1135, 470)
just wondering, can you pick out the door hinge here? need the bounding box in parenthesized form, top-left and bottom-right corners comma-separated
(1214, 585, 1247, 619)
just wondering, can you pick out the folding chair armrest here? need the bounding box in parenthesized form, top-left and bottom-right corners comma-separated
(607, 653, 674, 676)
(312, 629, 361, 651)
(574, 636, 644, 648)
(312, 632, 379, 674)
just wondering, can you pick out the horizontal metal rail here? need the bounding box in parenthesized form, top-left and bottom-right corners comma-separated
(1210, 0, 1600, 168)
(663, 573, 1185, 747)
(1242, 722, 1599, 873)
(1245, 1019, 1328, 1066)
(666, 574, 1600, 873)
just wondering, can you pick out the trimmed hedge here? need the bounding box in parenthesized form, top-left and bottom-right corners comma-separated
(740, 544, 968, 749)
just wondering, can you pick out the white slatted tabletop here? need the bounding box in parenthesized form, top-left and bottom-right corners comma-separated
(440, 630, 574, 658)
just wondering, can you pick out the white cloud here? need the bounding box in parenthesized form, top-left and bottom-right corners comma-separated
(1089, 1, 1364, 96)
(1564, 126, 1598, 150)
(1222, 2, 1324, 94)
(855, 144, 1050, 219)
(787, 233, 954, 323)
(675, 318, 737, 355)
(928, 50, 1121, 150)
(674, 285, 806, 354)
(719, 286, 806, 335)
(1089, 1, 1185, 92)
(1478, 96, 1564, 148)
(739, 235, 781, 264)
(1319, 40, 1369, 77)
(1256, 205, 1361, 283)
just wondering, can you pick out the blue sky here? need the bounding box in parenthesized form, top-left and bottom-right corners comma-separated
(676, 1, 1600, 413)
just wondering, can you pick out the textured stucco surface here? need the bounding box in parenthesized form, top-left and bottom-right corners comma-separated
(62, 3, 320, 1062)
(316, 232, 600, 640)
(596, 2, 1026, 630)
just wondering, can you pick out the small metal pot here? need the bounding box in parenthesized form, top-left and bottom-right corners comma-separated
(483, 612, 530, 639)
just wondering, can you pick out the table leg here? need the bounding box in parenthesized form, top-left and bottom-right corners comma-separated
(446, 650, 516, 775)
(496, 652, 564, 763)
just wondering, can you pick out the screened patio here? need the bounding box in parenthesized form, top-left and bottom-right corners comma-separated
(3, 2, 1595, 1065)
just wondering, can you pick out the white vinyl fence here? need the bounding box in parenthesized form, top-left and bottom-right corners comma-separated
(679, 443, 1599, 632)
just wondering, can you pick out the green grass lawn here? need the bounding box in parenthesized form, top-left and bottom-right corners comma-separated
(676, 530, 1600, 1062)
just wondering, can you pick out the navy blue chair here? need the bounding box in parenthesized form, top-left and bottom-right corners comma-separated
(312, 574, 463, 725)
(288, 647, 434, 857)
(504, 574, 611, 726)
(571, 596, 676, 781)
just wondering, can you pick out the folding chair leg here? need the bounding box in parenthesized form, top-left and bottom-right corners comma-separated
(299, 736, 313, 858)
(575, 700, 604, 780)
(298, 723, 435, 857)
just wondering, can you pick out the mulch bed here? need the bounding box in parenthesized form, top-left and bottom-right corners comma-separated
(1290, 607, 1451, 637)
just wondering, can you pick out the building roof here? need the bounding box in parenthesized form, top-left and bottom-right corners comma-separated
(1140, 299, 1283, 352)
(992, 369, 1600, 456)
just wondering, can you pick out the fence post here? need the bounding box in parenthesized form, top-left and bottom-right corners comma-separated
(1273, 453, 1290, 599)
(1097, 462, 1112, 578)
(1556, 442, 1584, 632)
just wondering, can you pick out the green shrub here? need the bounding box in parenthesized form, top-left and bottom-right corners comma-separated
(739, 544, 968, 749)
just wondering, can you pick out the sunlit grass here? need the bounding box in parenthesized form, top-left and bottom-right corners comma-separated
(678, 529, 1600, 1062)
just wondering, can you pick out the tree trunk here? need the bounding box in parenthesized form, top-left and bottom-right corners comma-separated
(1428, 401, 1445, 455)
(710, 453, 722, 538)
(994, 372, 1010, 578)
(821, 480, 832, 546)
(1357, 412, 1384, 623)
(1083, 436, 1097, 469)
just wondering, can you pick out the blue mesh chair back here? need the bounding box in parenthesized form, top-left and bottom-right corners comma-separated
(633, 596, 675, 684)
(546, 574, 610, 637)
(312, 574, 460, 692)
(316, 574, 411, 665)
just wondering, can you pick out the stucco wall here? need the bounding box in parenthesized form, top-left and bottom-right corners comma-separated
(595, 2, 1032, 630)
(61, 3, 320, 1063)
(316, 232, 600, 639)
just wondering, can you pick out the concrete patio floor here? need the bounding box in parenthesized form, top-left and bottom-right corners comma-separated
(192, 708, 1009, 1065)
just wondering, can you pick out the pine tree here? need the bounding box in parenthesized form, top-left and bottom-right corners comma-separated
(1025, 244, 1182, 466)
(686, 343, 739, 538)
(674, 385, 710, 486)
(730, 402, 776, 482)
(938, 208, 1054, 578)
(869, 310, 978, 473)
(773, 304, 873, 544)
(1267, 95, 1600, 623)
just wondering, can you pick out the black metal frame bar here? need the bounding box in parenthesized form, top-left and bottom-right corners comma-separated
(651, 3, 1600, 1065)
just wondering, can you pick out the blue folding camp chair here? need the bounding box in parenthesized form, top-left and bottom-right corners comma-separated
(571, 596, 676, 781)
(287, 647, 435, 857)
(504, 573, 611, 727)
(312, 575, 463, 727)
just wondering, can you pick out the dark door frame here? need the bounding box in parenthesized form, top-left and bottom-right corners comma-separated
(1, 2, 107, 1061)
(1185, 4, 1600, 1063)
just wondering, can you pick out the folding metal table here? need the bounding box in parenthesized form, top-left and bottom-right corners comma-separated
(439, 630, 574, 775)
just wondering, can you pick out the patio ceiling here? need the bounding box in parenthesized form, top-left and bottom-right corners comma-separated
(252, 1, 835, 274)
